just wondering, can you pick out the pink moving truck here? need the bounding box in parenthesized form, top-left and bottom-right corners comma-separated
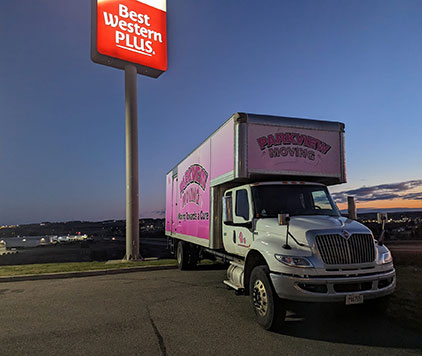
(165, 113, 395, 330)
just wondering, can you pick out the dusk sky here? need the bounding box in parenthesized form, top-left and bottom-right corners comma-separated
(1, 0, 422, 225)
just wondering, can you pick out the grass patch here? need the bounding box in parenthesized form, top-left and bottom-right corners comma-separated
(0, 259, 177, 277)
(0, 258, 218, 277)
(391, 251, 422, 267)
(388, 264, 422, 331)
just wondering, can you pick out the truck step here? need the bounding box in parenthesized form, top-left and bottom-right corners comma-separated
(223, 280, 243, 290)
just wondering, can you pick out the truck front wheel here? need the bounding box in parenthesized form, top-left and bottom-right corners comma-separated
(249, 266, 286, 330)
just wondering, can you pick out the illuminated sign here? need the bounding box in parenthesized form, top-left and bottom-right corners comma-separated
(91, 0, 167, 78)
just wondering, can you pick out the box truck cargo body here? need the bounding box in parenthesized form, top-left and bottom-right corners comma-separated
(165, 113, 346, 247)
(165, 113, 395, 330)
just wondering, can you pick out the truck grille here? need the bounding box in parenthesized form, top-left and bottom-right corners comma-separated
(315, 234, 375, 265)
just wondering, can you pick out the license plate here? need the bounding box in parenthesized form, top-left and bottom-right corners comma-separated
(345, 294, 364, 305)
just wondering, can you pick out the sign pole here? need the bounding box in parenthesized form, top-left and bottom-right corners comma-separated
(124, 63, 140, 260)
(91, 0, 167, 261)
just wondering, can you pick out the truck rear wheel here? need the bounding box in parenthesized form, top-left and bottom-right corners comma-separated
(176, 241, 189, 270)
(176, 241, 199, 270)
(249, 266, 286, 330)
(187, 246, 198, 269)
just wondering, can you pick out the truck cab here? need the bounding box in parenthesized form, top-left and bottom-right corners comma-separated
(221, 181, 395, 329)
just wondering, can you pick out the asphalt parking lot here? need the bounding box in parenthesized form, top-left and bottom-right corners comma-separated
(0, 266, 421, 356)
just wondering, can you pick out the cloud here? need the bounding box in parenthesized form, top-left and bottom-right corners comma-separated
(402, 192, 422, 200)
(332, 180, 422, 204)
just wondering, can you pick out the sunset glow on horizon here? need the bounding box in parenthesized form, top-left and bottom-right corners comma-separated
(337, 198, 422, 212)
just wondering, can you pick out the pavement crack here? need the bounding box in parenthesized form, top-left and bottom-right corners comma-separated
(146, 306, 167, 356)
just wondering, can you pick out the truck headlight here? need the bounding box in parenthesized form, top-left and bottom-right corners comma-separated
(380, 251, 393, 264)
(274, 254, 313, 268)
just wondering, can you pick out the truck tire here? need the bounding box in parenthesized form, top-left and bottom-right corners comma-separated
(249, 266, 286, 330)
(176, 241, 190, 270)
(187, 246, 198, 269)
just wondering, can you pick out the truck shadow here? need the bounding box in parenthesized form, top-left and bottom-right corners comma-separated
(276, 302, 422, 350)
(194, 263, 227, 271)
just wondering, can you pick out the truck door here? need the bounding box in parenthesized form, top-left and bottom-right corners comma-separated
(171, 175, 178, 234)
(222, 188, 253, 257)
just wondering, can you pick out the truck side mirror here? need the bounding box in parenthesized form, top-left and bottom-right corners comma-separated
(377, 213, 388, 224)
(377, 213, 388, 246)
(278, 213, 290, 226)
(223, 196, 233, 223)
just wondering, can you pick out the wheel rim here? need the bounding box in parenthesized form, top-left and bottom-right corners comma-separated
(177, 243, 182, 265)
(252, 279, 268, 316)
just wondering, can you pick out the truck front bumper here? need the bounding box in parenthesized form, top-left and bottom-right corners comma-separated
(270, 268, 396, 303)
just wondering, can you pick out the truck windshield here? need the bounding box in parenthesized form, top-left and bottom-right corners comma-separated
(252, 184, 340, 218)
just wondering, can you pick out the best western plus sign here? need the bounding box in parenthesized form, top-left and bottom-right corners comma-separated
(92, 0, 167, 77)
(91, 0, 167, 261)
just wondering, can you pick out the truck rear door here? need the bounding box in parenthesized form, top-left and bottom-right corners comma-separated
(171, 175, 178, 234)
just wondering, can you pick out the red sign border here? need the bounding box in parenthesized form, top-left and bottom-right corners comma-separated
(91, 0, 166, 78)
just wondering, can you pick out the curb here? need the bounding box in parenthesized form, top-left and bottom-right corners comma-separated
(0, 264, 178, 283)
